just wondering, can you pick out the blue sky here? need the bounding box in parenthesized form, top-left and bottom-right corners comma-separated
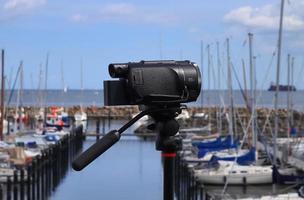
(0, 0, 304, 89)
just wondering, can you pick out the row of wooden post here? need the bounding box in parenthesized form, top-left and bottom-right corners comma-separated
(175, 154, 209, 200)
(1, 125, 84, 200)
(95, 114, 111, 140)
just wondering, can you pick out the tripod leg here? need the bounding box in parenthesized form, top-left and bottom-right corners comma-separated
(163, 152, 176, 200)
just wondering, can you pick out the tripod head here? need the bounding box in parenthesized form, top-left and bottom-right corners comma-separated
(147, 105, 183, 152)
(72, 105, 184, 171)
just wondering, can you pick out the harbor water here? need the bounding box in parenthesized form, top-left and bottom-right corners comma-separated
(47, 119, 300, 200)
(49, 120, 163, 200)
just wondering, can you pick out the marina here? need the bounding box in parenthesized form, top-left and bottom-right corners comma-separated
(2, 105, 304, 199)
(2, 0, 304, 199)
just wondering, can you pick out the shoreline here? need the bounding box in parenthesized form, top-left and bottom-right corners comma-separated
(5, 106, 304, 135)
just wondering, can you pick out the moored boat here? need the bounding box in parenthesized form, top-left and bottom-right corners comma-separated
(194, 161, 273, 185)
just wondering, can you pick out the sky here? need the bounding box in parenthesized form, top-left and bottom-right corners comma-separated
(0, 0, 304, 89)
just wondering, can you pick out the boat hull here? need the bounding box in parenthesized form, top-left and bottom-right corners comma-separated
(196, 172, 272, 185)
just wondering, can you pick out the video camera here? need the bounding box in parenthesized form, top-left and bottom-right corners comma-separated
(72, 60, 201, 177)
(104, 60, 201, 106)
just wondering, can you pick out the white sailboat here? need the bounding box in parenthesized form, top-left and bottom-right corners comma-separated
(194, 161, 272, 185)
(239, 193, 301, 200)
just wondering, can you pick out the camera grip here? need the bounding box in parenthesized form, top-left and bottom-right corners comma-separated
(72, 130, 120, 171)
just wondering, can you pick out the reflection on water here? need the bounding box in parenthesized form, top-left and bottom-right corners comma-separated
(50, 132, 163, 200)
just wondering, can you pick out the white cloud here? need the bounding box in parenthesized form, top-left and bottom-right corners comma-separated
(71, 14, 88, 23)
(224, 3, 304, 31)
(0, 0, 46, 20)
(3, 0, 46, 11)
(100, 3, 136, 16)
(70, 3, 178, 25)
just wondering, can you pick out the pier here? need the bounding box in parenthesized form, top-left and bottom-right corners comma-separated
(0, 125, 84, 200)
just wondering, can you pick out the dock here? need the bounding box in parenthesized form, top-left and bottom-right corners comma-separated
(0, 125, 84, 200)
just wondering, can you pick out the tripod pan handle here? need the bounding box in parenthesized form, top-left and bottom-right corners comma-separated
(72, 130, 120, 171)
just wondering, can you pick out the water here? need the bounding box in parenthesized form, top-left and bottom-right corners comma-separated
(6, 89, 304, 110)
(48, 120, 298, 200)
(6, 89, 102, 107)
(50, 120, 163, 200)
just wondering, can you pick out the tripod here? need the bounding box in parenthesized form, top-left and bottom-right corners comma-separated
(72, 105, 183, 200)
(151, 107, 182, 200)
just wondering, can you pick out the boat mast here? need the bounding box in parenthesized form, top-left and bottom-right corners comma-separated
(60, 60, 65, 107)
(80, 58, 84, 111)
(242, 59, 248, 101)
(200, 41, 204, 107)
(38, 64, 43, 109)
(207, 44, 211, 134)
(291, 57, 294, 126)
(20, 62, 24, 131)
(274, 0, 285, 167)
(227, 38, 234, 142)
(14, 62, 22, 133)
(0, 49, 4, 140)
(248, 33, 256, 148)
(287, 54, 291, 139)
(44, 53, 49, 128)
(16, 62, 24, 132)
(217, 41, 222, 134)
(242, 59, 250, 131)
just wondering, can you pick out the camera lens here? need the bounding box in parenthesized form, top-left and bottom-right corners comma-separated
(109, 63, 129, 78)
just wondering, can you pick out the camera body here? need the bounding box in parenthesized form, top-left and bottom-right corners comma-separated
(104, 60, 201, 106)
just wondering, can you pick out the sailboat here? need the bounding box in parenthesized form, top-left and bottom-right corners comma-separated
(192, 38, 273, 186)
(194, 160, 273, 185)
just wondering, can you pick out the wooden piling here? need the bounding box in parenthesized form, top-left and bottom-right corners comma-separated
(7, 176, 12, 200)
(0, 184, 3, 200)
(32, 159, 36, 200)
(27, 165, 31, 200)
(20, 169, 25, 200)
(41, 152, 45, 200)
(96, 119, 100, 140)
(102, 118, 105, 135)
(13, 170, 18, 200)
(37, 157, 41, 200)
(108, 109, 111, 128)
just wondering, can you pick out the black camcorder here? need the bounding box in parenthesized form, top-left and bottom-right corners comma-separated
(104, 60, 201, 106)
(72, 60, 201, 172)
